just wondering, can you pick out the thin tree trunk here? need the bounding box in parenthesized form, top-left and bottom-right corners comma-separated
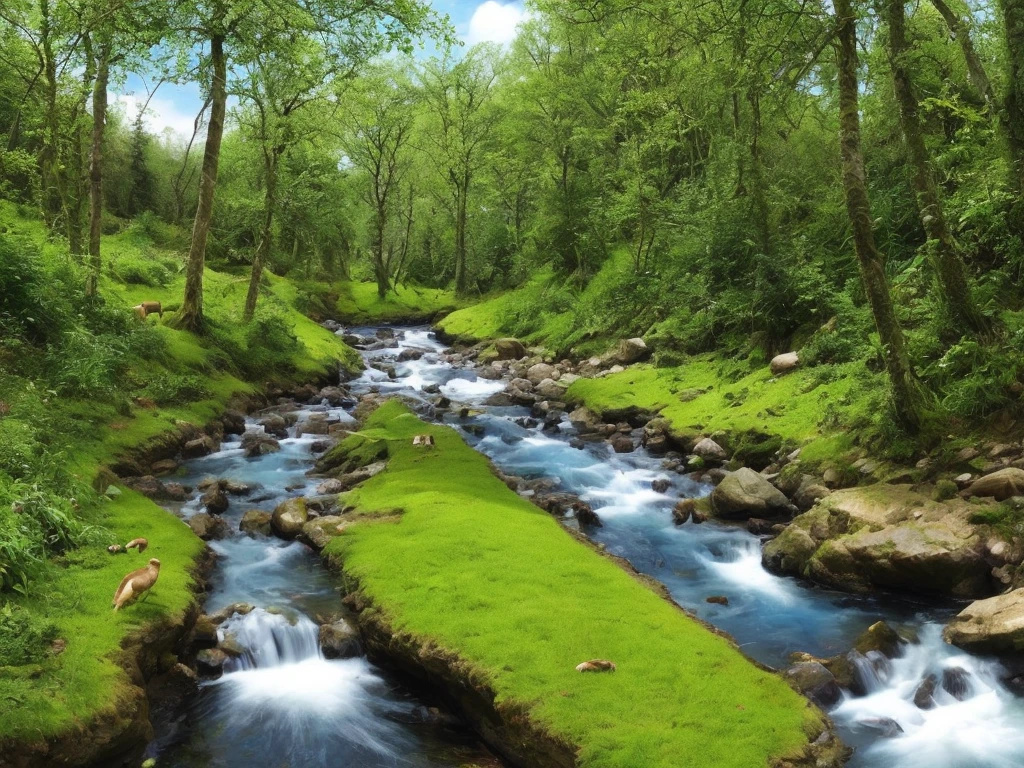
(836, 0, 925, 430)
(86, 39, 110, 297)
(930, 0, 996, 111)
(454, 175, 468, 295)
(373, 206, 389, 299)
(174, 34, 227, 332)
(885, 0, 989, 335)
(39, 0, 64, 230)
(244, 148, 280, 320)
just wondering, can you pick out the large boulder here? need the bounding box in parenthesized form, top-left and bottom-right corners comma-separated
(964, 468, 1024, 501)
(763, 486, 995, 598)
(239, 510, 272, 537)
(201, 484, 229, 514)
(770, 352, 800, 376)
(784, 662, 842, 710)
(494, 338, 527, 361)
(188, 513, 229, 541)
(943, 588, 1024, 652)
(271, 497, 308, 539)
(710, 468, 795, 520)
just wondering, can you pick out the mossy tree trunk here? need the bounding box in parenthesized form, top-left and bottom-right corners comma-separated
(244, 144, 282, 320)
(836, 0, 925, 430)
(884, 0, 990, 336)
(929, 0, 997, 112)
(454, 169, 469, 295)
(1000, 0, 1024, 192)
(175, 33, 227, 332)
(86, 37, 110, 297)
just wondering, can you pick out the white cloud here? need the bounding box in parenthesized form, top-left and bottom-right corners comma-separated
(466, 1, 527, 46)
(110, 91, 203, 141)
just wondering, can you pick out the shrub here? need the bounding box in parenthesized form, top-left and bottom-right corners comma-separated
(0, 604, 58, 663)
(142, 373, 211, 406)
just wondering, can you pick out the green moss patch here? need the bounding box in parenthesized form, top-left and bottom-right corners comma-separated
(325, 401, 824, 768)
(334, 281, 465, 324)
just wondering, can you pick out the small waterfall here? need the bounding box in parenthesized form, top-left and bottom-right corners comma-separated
(218, 608, 322, 672)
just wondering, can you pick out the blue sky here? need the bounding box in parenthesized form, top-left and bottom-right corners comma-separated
(112, 1, 528, 140)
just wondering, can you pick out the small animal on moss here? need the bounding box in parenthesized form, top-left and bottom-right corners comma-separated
(107, 544, 124, 554)
(576, 659, 617, 673)
(125, 537, 148, 553)
(412, 434, 435, 447)
(112, 558, 161, 611)
(132, 301, 163, 320)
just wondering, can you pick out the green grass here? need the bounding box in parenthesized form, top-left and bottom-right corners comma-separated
(566, 358, 879, 467)
(324, 401, 825, 768)
(334, 280, 465, 324)
(0, 488, 204, 740)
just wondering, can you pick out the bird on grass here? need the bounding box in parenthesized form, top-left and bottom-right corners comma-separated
(112, 558, 161, 611)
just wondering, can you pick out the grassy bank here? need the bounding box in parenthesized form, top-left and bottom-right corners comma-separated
(325, 401, 828, 768)
(331, 280, 465, 324)
(0, 204, 357, 748)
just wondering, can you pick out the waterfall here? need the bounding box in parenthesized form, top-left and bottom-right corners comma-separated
(218, 608, 322, 672)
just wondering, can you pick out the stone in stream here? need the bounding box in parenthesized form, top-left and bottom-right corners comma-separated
(201, 484, 229, 514)
(239, 510, 272, 537)
(188, 512, 229, 541)
(259, 414, 289, 439)
(943, 588, 1024, 652)
(710, 467, 795, 520)
(151, 458, 180, 475)
(526, 363, 557, 385)
(271, 497, 308, 539)
(651, 478, 671, 493)
(706, 595, 729, 606)
(241, 431, 281, 458)
(319, 618, 361, 659)
(221, 409, 247, 435)
(913, 673, 938, 709)
(195, 648, 228, 678)
(941, 666, 972, 700)
(856, 717, 904, 739)
(853, 621, 904, 659)
(299, 516, 352, 550)
(692, 437, 727, 463)
(182, 435, 217, 459)
(122, 475, 169, 500)
(611, 435, 634, 453)
(784, 661, 842, 710)
(672, 499, 695, 525)
(572, 501, 602, 528)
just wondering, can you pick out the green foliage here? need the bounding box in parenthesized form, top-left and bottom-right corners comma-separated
(142, 373, 211, 405)
(0, 605, 58, 666)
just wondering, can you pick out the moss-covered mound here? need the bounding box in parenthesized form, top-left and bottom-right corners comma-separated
(324, 401, 837, 768)
(333, 280, 465, 324)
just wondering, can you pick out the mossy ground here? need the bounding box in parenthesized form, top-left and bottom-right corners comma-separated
(333, 280, 465, 324)
(324, 401, 824, 768)
(0, 205, 357, 744)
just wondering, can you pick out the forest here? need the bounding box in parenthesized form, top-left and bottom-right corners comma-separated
(2, 0, 1024, 767)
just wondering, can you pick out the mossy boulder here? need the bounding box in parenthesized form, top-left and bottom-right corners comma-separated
(710, 468, 795, 520)
(271, 497, 308, 539)
(314, 433, 388, 475)
(763, 486, 997, 598)
(943, 588, 1024, 652)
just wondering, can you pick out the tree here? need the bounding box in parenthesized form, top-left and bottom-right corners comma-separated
(882, 0, 989, 335)
(419, 46, 499, 295)
(835, 0, 925, 429)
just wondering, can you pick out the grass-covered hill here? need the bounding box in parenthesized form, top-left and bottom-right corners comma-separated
(0, 202, 356, 749)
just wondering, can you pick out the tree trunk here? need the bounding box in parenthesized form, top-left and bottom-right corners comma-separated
(38, 0, 64, 231)
(1000, 0, 1024, 192)
(244, 148, 280, 320)
(885, 0, 989, 336)
(930, 0, 996, 111)
(836, 0, 925, 430)
(454, 174, 469, 295)
(174, 34, 227, 332)
(372, 205, 389, 299)
(85, 39, 110, 297)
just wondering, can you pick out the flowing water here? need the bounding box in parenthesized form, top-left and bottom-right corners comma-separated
(149, 324, 1024, 767)
(351, 325, 1024, 768)
(146, 388, 494, 767)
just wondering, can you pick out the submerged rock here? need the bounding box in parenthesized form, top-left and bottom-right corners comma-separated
(672, 498, 695, 525)
(710, 468, 794, 520)
(944, 588, 1024, 652)
(942, 666, 972, 700)
(913, 674, 937, 709)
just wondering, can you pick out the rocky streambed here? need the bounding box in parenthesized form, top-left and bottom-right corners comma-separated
(112, 324, 1024, 768)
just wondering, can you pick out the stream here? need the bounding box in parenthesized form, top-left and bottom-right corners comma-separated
(150, 325, 1024, 768)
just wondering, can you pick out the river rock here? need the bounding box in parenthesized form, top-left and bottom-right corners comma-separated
(221, 409, 247, 435)
(710, 467, 794, 520)
(333, 460, 387, 490)
(494, 338, 527, 360)
(151, 459, 180, 476)
(611, 435, 634, 453)
(763, 486, 994, 598)
(943, 588, 1024, 652)
(856, 717, 903, 738)
(536, 378, 567, 400)
(188, 513, 229, 540)
(569, 406, 601, 433)
(942, 666, 972, 700)
(271, 497, 308, 539)
(853, 621, 904, 658)
(784, 661, 842, 710)
(123, 475, 169, 500)
(259, 414, 289, 439)
(612, 337, 649, 365)
(195, 648, 228, 677)
(182, 435, 217, 459)
(316, 478, 346, 495)
(319, 618, 361, 659)
(299, 515, 351, 550)
(319, 386, 354, 407)
(239, 510, 272, 537)
(964, 468, 1024, 501)
(526, 363, 557, 385)
(913, 674, 937, 709)
(201, 484, 229, 514)
(191, 615, 219, 648)
(770, 352, 800, 376)
(573, 501, 602, 527)
(693, 437, 727, 463)
(241, 431, 281, 458)
(297, 415, 330, 436)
